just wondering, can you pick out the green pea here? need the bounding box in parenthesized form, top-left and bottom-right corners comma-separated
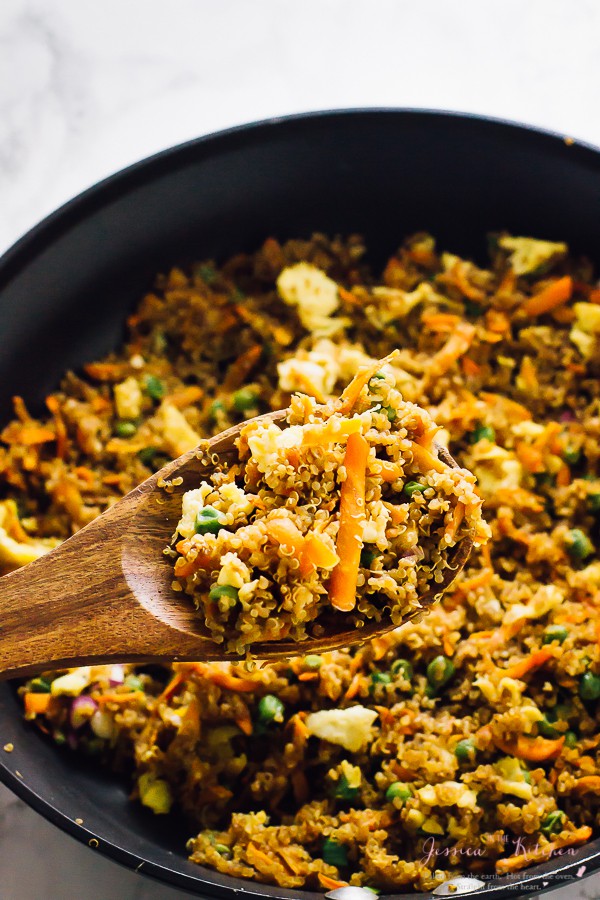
(29, 676, 51, 694)
(144, 375, 166, 401)
(469, 424, 495, 444)
(580, 671, 600, 701)
(322, 839, 348, 867)
(454, 738, 476, 763)
(334, 773, 359, 801)
(541, 810, 565, 838)
(124, 675, 145, 692)
(563, 446, 581, 466)
(538, 717, 560, 739)
(404, 481, 427, 498)
(391, 659, 413, 681)
(564, 529, 594, 561)
(542, 625, 569, 645)
(114, 420, 137, 438)
(214, 843, 231, 857)
(522, 769, 532, 784)
(427, 655, 456, 691)
(208, 584, 239, 605)
(384, 406, 396, 422)
(588, 493, 600, 514)
(194, 506, 224, 535)
(360, 547, 380, 568)
(304, 655, 323, 670)
(385, 781, 413, 803)
(564, 730, 578, 748)
(232, 387, 259, 412)
(257, 694, 285, 724)
(369, 672, 392, 692)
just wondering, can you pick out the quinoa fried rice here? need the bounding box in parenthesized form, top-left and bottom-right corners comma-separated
(2, 231, 600, 892)
(171, 360, 487, 655)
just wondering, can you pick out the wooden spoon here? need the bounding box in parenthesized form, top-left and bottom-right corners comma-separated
(0, 413, 472, 678)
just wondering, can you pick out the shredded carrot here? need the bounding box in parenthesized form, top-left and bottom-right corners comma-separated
(0, 423, 56, 445)
(84, 362, 127, 382)
(523, 275, 573, 316)
(485, 309, 511, 334)
(12, 396, 33, 423)
(318, 874, 349, 890)
(496, 826, 592, 874)
(338, 286, 359, 305)
(234, 711, 253, 735)
(97, 691, 142, 706)
(427, 322, 476, 379)
(495, 487, 544, 513)
(24, 692, 52, 716)
(190, 663, 257, 693)
(408, 245, 438, 268)
(572, 775, 600, 794)
(515, 441, 544, 474)
(158, 672, 185, 703)
(551, 305, 575, 324)
(445, 501, 465, 542)
(45, 395, 68, 458)
(329, 432, 369, 611)
(74, 466, 95, 485)
(344, 673, 362, 700)
(452, 262, 484, 301)
(518, 356, 538, 393)
(376, 460, 404, 482)
(371, 634, 394, 660)
(556, 463, 572, 487)
(299, 532, 339, 578)
(223, 344, 262, 392)
(504, 648, 555, 680)
(168, 385, 204, 409)
(494, 734, 565, 762)
(409, 441, 447, 475)
(461, 357, 482, 377)
(421, 312, 461, 332)
(458, 568, 493, 594)
(291, 712, 310, 743)
(298, 671, 320, 682)
(336, 351, 399, 415)
(246, 843, 277, 870)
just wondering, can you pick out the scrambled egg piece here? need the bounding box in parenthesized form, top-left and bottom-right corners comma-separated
(277, 263, 347, 336)
(155, 401, 201, 458)
(570, 560, 600, 591)
(417, 781, 478, 810)
(471, 445, 523, 496)
(503, 584, 564, 625)
(138, 773, 173, 814)
(217, 552, 251, 589)
(498, 236, 567, 276)
(0, 500, 57, 571)
(114, 376, 143, 420)
(305, 705, 378, 752)
(51, 667, 93, 697)
(494, 756, 533, 801)
(570, 302, 600, 359)
(177, 485, 215, 538)
(362, 500, 392, 549)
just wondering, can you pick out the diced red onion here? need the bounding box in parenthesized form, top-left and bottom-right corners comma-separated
(559, 409, 575, 422)
(70, 695, 98, 730)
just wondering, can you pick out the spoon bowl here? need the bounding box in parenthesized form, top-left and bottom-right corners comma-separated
(0, 412, 472, 678)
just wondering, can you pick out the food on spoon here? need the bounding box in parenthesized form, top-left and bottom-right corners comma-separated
(170, 358, 488, 653)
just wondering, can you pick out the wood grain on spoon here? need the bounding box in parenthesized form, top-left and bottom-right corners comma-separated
(0, 412, 472, 679)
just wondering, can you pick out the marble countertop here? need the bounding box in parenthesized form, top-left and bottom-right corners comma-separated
(2, 0, 600, 897)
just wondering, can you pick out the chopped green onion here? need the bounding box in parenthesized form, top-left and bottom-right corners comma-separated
(114, 420, 137, 438)
(29, 676, 51, 694)
(543, 625, 569, 645)
(454, 738, 476, 762)
(257, 694, 285, 724)
(124, 675, 145, 692)
(564, 529, 594, 561)
(144, 375, 166, 401)
(563, 446, 581, 466)
(383, 406, 396, 422)
(214, 843, 231, 857)
(541, 810, 565, 838)
(322, 839, 348, 867)
(208, 584, 239, 605)
(334, 773, 359, 801)
(580, 671, 600, 701)
(427, 655, 456, 691)
(564, 730, 578, 748)
(194, 506, 224, 535)
(385, 782, 413, 803)
(369, 671, 392, 692)
(538, 717, 560, 739)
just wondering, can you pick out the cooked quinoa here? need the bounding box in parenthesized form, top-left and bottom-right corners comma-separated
(3, 232, 600, 892)
(171, 362, 487, 654)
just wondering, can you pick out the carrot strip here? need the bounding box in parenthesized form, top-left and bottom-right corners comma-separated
(421, 312, 461, 332)
(318, 874, 349, 890)
(445, 501, 465, 542)
(0, 423, 56, 445)
(409, 442, 447, 475)
(24, 692, 52, 716)
(299, 532, 339, 578)
(458, 568, 493, 593)
(190, 663, 257, 693)
(336, 351, 399, 415)
(496, 826, 592, 874)
(97, 691, 142, 706)
(452, 262, 484, 301)
(572, 776, 600, 795)
(523, 275, 573, 316)
(376, 460, 404, 482)
(235, 711, 253, 735)
(329, 432, 369, 611)
(298, 672, 320, 682)
(223, 344, 262, 392)
(504, 648, 554, 680)
(343, 673, 362, 700)
(461, 357, 482, 377)
(494, 734, 564, 762)
(158, 672, 185, 703)
(168, 386, 204, 409)
(556, 463, 571, 487)
(427, 322, 476, 378)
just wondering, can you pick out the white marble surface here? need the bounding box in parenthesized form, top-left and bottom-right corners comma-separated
(2, 0, 600, 897)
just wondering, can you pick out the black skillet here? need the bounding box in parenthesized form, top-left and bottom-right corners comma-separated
(1, 110, 600, 899)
